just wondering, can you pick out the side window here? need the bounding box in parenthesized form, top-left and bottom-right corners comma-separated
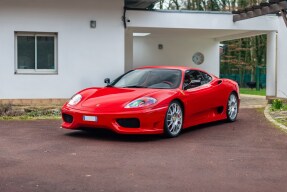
(183, 70, 202, 90)
(199, 71, 212, 84)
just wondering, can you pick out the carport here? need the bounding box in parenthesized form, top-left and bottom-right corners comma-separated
(123, 2, 287, 98)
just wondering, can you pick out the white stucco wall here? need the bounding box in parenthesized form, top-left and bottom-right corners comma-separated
(126, 10, 278, 32)
(276, 17, 287, 98)
(133, 36, 220, 76)
(0, 0, 124, 99)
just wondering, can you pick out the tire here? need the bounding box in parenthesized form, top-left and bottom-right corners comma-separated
(226, 92, 238, 122)
(164, 101, 183, 137)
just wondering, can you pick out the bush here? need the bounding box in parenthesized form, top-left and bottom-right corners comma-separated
(0, 104, 13, 115)
(24, 108, 61, 117)
(0, 104, 25, 116)
(272, 99, 283, 110)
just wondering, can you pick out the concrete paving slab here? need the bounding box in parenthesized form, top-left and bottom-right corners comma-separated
(240, 94, 267, 109)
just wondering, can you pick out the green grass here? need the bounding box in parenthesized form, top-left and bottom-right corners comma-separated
(240, 88, 266, 96)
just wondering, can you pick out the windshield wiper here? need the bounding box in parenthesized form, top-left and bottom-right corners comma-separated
(123, 85, 147, 88)
(106, 85, 114, 87)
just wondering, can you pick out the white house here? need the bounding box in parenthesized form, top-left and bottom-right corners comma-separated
(0, 0, 286, 104)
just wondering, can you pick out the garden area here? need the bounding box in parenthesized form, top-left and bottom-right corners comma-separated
(268, 99, 287, 127)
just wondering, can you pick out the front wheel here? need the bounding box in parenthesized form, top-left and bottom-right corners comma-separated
(227, 93, 238, 122)
(164, 101, 183, 137)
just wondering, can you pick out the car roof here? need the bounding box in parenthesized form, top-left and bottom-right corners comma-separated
(135, 66, 200, 72)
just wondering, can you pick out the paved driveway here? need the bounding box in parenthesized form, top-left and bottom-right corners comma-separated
(1, 108, 287, 192)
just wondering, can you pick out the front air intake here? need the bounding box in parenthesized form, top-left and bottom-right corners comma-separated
(62, 113, 73, 123)
(116, 118, 140, 128)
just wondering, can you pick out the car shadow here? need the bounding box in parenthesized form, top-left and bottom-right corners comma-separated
(182, 120, 228, 134)
(64, 119, 232, 142)
(64, 129, 163, 142)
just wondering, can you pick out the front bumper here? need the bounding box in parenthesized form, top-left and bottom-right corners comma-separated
(61, 106, 168, 134)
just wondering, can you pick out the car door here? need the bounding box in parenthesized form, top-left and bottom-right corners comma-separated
(182, 70, 217, 126)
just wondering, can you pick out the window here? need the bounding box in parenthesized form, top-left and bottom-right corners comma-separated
(183, 70, 212, 90)
(199, 71, 212, 84)
(15, 32, 57, 74)
(110, 69, 181, 89)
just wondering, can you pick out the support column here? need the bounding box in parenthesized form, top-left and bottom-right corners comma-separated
(276, 17, 287, 98)
(266, 32, 277, 97)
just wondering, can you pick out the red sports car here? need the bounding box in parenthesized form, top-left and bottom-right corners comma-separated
(61, 66, 239, 137)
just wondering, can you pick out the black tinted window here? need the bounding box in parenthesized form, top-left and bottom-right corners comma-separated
(183, 70, 212, 90)
(199, 71, 212, 84)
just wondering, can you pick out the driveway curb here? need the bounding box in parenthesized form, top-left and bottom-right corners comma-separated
(264, 104, 287, 132)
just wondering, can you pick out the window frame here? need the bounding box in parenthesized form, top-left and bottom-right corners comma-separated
(15, 32, 58, 74)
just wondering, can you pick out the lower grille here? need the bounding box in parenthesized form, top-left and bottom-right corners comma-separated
(116, 118, 140, 128)
(62, 113, 73, 123)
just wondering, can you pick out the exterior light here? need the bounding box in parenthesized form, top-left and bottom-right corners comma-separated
(90, 20, 96, 28)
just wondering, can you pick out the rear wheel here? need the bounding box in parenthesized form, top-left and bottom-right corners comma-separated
(227, 93, 238, 122)
(164, 101, 183, 137)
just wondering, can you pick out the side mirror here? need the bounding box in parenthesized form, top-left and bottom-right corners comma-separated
(104, 78, 110, 84)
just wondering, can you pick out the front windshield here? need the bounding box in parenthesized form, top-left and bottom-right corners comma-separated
(110, 69, 182, 89)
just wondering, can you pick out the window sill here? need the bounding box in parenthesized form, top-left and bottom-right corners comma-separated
(15, 71, 58, 75)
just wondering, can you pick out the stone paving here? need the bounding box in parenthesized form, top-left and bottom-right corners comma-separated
(240, 94, 267, 109)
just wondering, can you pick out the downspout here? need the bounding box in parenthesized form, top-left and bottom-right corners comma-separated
(122, 7, 127, 29)
(275, 32, 278, 97)
(281, 9, 287, 27)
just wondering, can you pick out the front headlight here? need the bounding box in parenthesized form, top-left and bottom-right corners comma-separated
(68, 94, 82, 106)
(125, 97, 157, 108)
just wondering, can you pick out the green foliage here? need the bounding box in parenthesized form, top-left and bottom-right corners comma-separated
(154, 0, 266, 11)
(220, 35, 267, 88)
(270, 99, 287, 112)
(269, 99, 287, 128)
(271, 99, 283, 110)
(24, 108, 61, 117)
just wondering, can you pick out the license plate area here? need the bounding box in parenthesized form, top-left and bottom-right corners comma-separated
(83, 115, 97, 122)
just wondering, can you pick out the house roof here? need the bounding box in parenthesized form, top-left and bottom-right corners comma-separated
(125, 0, 158, 9)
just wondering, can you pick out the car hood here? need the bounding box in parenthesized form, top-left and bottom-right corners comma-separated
(74, 87, 176, 112)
